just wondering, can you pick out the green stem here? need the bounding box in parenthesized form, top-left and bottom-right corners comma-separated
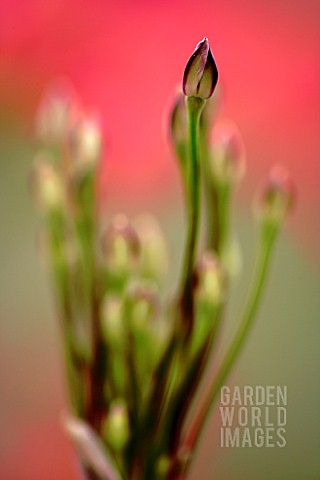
(200, 134, 219, 252)
(184, 220, 279, 455)
(47, 210, 81, 414)
(179, 96, 205, 332)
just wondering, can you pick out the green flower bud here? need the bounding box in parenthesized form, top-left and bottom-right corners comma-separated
(255, 165, 296, 224)
(196, 251, 227, 305)
(30, 153, 64, 212)
(200, 82, 222, 134)
(35, 80, 79, 145)
(169, 90, 188, 144)
(103, 399, 130, 450)
(183, 37, 218, 100)
(156, 455, 171, 477)
(191, 252, 227, 354)
(101, 214, 140, 276)
(210, 119, 246, 186)
(68, 114, 102, 175)
(132, 214, 169, 284)
(125, 279, 159, 333)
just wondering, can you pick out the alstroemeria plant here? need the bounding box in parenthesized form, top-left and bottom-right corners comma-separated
(31, 38, 294, 480)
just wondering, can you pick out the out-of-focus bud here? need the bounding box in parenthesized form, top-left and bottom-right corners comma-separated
(196, 251, 227, 305)
(30, 153, 64, 211)
(64, 416, 120, 480)
(183, 37, 218, 100)
(210, 119, 246, 186)
(35, 80, 79, 145)
(132, 214, 169, 284)
(255, 165, 296, 223)
(199, 83, 222, 136)
(101, 295, 123, 348)
(103, 399, 130, 450)
(101, 214, 140, 276)
(68, 113, 102, 175)
(221, 236, 243, 280)
(192, 252, 227, 355)
(125, 279, 159, 333)
(169, 90, 188, 154)
(156, 455, 171, 477)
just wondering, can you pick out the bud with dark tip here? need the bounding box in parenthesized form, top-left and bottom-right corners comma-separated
(183, 37, 218, 100)
(210, 119, 246, 186)
(255, 165, 296, 224)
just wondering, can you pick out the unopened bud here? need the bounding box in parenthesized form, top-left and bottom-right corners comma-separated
(125, 280, 159, 332)
(200, 83, 222, 133)
(255, 165, 296, 223)
(35, 80, 79, 145)
(210, 119, 245, 186)
(132, 214, 169, 283)
(101, 214, 140, 275)
(30, 154, 64, 211)
(169, 90, 188, 148)
(196, 251, 227, 305)
(156, 455, 171, 477)
(103, 399, 129, 450)
(183, 37, 218, 100)
(64, 416, 120, 480)
(68, 114, 102, 174)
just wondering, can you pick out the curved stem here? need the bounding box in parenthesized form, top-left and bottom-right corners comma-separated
(184, 221, 279, 456)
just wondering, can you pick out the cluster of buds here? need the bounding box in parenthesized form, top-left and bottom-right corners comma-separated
(31, 38, 295, 480)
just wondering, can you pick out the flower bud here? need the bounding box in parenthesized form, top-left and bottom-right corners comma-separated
(255, 165, 296, 223)
(169, 90, 188, 146)
(68, 113, 102, 175)
(210, 119, 245, 186)
(35, 80, 79, 145)
(30, 153, 64, 211)
(103, 399, 129, 450)
(200, 82, 222, 133)
(125, 279, 159, 333)
(101, 214, 140, 276)
(64, 416, 120, 480)
(196, 251, 227, 305)
(156, 455, 171, 477)
(183, 37, 218, 100)
(132, 214, 169, 284)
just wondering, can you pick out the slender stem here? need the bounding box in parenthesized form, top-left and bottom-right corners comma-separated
(200, 133, 220, 252)
(184, 221, 279, 455)
(179, 96, 205, 331)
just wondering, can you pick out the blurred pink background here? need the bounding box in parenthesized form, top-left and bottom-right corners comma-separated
(1, 0, 320, 256)
(0, 1, 319, 479)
